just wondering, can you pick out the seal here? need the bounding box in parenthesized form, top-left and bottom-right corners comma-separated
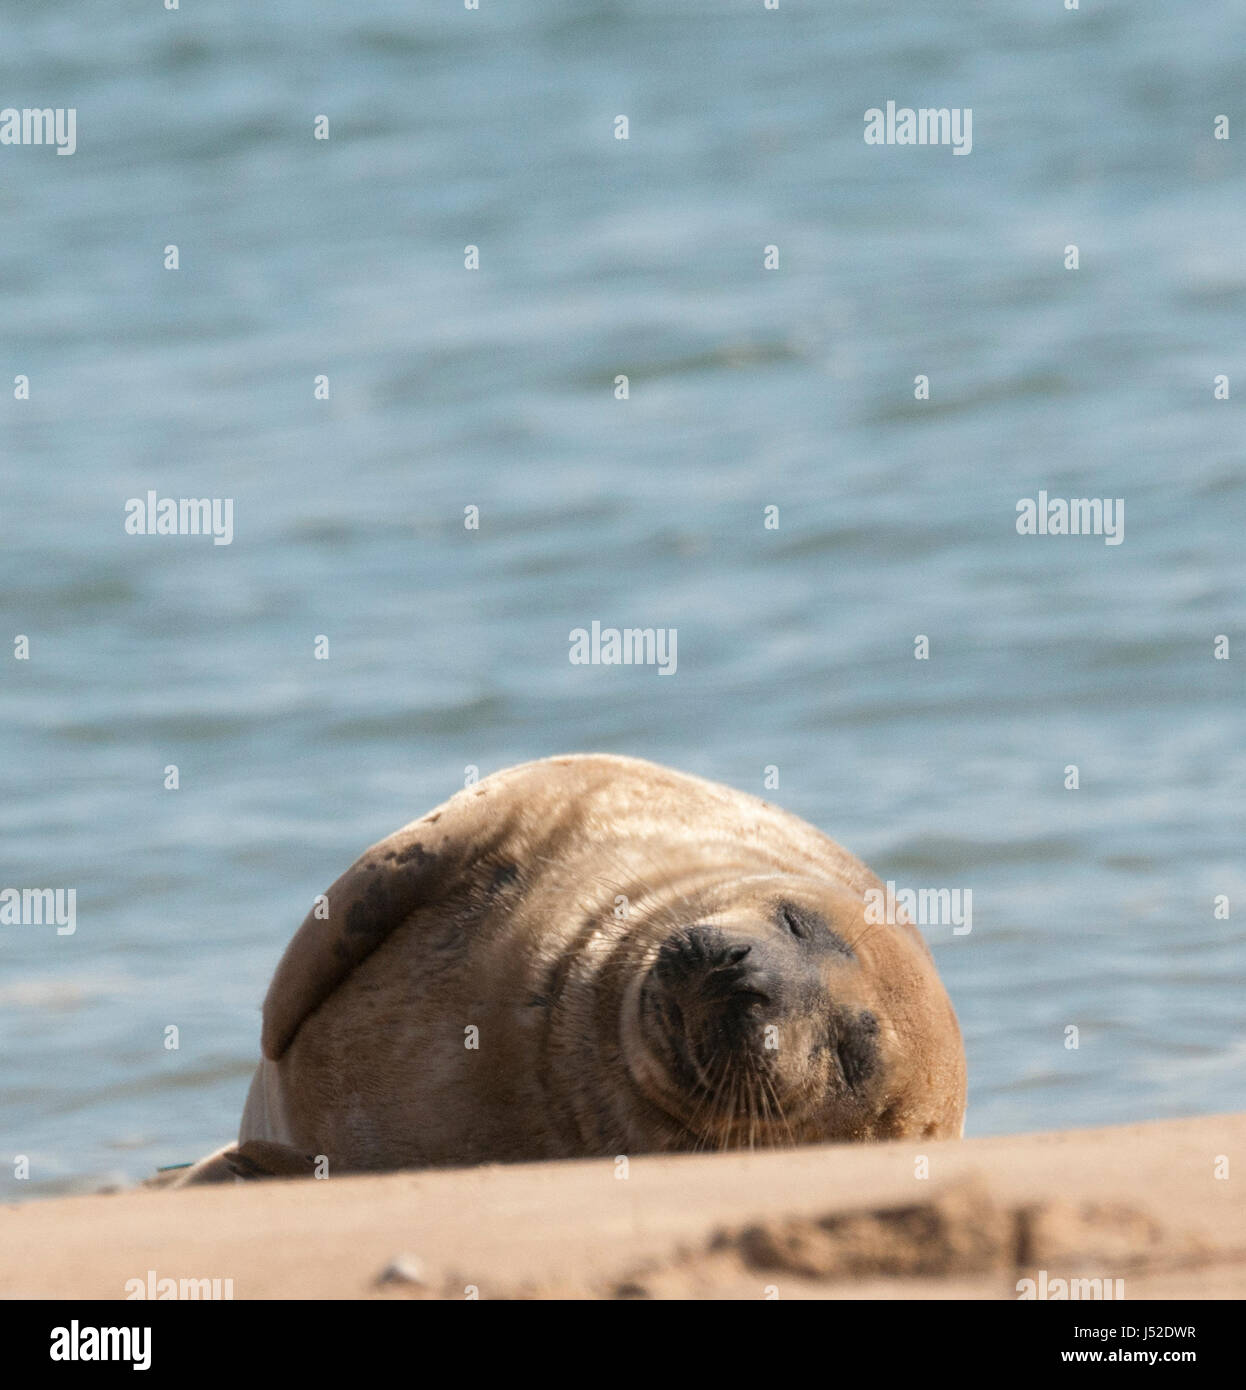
(219, 754, 965, 1177)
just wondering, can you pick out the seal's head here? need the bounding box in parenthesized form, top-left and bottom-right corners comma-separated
(626, 878, 966, 1149)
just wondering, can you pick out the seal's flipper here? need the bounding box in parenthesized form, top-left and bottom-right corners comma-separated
(261, 784, 522, 1060)
(144, 1143, 239, 1187)
(146, 1139, 320, 1187)
(221, 1138, 319, 1180)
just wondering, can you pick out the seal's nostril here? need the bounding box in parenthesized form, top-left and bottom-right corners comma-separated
(683, 924, 723, 961)
(654, 925, 733, 982)
(723, 944, 751, 965)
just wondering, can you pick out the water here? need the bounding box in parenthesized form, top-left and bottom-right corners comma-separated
(1, 0, 1243, 1200)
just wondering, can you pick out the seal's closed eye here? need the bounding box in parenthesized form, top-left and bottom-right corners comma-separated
(775, 900, 853, 956)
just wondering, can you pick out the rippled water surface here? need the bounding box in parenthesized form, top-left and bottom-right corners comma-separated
(1, 1, 1243, 1198)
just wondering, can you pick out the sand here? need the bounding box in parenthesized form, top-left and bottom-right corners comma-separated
(2, 1113, 1242, 1299)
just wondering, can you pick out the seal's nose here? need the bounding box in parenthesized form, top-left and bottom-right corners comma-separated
(652, 925, 774, 1009)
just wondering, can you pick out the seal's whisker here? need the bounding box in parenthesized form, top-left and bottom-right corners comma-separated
(685, 1050, 734, 1150)
(841, 916, 889, 957)
(720, 1075, 741, 1153)
(756, 1060, 796, 1148)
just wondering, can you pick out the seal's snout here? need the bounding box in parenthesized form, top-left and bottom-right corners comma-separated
(651, 925, 775, 1011)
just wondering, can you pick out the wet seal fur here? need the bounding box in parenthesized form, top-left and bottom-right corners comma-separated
(187, 755, 966, 1181)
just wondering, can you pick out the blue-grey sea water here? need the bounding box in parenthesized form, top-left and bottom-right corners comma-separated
(1, 0, 1243, 1199)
